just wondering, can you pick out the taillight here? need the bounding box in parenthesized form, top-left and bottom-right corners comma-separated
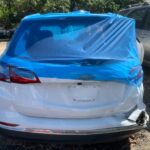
(9, 66, 40, 84)
(0, 63, 40, 84)
(130, 66, 143, 85)
(0, 121, 19, 127)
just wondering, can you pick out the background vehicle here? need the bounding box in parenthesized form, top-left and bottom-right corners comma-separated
(0, 11, 147, 143)
(120, 2, 150, 66)
(0, 27, 8, 39)
(7, 28, 16, 39)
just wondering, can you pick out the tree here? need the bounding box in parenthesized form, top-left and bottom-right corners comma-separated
(0, 0, 17, 28)
(0, 0, 146, 29)
(43, 0, 70, 13)
(14, 0, 47, 23)
(70, 0, 144, 12)
(113, 0, 145, 9)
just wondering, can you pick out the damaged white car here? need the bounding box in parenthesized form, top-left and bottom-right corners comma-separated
(0, 11, 148, 143)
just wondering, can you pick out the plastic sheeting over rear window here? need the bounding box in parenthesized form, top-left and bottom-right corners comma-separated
(4, 13, 142, 85)
(7, 15, 138, 61)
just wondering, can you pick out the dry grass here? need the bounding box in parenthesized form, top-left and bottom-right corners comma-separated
(0, 41, 7, 53)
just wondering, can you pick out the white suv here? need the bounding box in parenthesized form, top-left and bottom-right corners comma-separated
(0, 11, 147, 143)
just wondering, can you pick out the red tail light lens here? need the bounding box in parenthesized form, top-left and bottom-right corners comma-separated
(9, 66, 40, 84)
(0, 121, 19, 127)
(0, 63, 40, 84)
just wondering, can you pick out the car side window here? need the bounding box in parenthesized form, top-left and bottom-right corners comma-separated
(128, 9, 147, 29)
(144, 10, 150, 31)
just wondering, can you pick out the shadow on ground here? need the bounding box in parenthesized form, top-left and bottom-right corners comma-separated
(0, 135, 131, 150)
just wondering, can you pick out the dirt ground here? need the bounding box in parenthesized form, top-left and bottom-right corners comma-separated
(0, 41, 7, 52)
(0, 41, 150, 150)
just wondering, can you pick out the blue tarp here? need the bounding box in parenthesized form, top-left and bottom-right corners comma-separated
(2, 12, 142, 85)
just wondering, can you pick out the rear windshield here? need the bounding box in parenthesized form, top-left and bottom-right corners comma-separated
(7, 17, 103, 60)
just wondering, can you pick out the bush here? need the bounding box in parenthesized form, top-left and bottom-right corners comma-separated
(0, 0, 145, 29)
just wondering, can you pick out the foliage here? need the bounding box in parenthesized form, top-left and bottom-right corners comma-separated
(43, 0, 70, 13)
(0, 0, 145, 29)
(71, 0, 119, 13)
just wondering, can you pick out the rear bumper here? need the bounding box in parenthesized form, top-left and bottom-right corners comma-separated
(0, 107, 148, 143)
(0, 125, 145, 143)
(0, 81, 147, 143)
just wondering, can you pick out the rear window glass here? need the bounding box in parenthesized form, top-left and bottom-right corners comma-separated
(7, 17, 103, 60)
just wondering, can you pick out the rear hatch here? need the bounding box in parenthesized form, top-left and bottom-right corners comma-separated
(10, 76, 140, 119)
(2, 14, 142, 119)
(0, 59, 140, 119)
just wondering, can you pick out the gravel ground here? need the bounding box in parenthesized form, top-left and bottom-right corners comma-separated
(0, 41, 150, 150)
